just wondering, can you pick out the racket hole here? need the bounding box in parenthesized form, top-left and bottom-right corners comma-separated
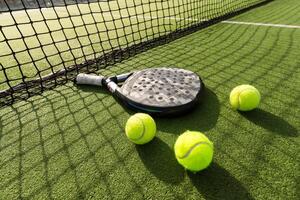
(149, 95, 154, 99)
(143, 85, 147, 88)
(133, 86, 137, 88)
(167, 93, 171, 96)
(155, 92, 159, 94)
(170, 97, 174, 101)
(185, 91, 190, 94)
(158, 96, 163, 100)
(167, 88, 170, 91)
(158, 87, 162, 90)
(139, 89, 143, 91)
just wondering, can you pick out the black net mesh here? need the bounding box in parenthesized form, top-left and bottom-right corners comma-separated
(0, 0, 270, 105)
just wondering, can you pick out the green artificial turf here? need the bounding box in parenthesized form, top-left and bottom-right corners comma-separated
(0, 0, 300, 199)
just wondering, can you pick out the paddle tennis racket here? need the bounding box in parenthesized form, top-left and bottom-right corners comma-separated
(75, 67, 204, 116)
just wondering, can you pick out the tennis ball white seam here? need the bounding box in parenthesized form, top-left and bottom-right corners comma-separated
(238, 88, 259, 109)
(130, 116, 145, 141)
(177, 141, 212, 159)
(236, 87, 250, 109)
(235, 89, 243, 110)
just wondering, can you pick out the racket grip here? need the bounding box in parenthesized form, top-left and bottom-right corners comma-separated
(75, 73, 104, 86)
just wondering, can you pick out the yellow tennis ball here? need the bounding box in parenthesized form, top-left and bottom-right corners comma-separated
(229, 84, 261, 111)
(125, 113, 156, 145)
(174, 131, 213, 172)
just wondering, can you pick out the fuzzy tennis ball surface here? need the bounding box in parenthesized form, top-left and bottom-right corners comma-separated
(125, 113, 156, 145)
(230, 84, 261, 111)
(174, 131, 213, 172)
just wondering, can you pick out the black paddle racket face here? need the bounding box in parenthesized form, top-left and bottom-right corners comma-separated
(119, 68, 203, 115)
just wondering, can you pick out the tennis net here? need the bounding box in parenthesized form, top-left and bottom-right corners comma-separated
(0, 0, 270, 105)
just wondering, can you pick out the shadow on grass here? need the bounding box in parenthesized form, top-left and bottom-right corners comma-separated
(77, 84, 220, 124)
(157, 88, 220, 134)
(136, 137, 185, 184)
(240, 109, 298, 137)
(189, 162, 254, 200)
(76, 84, 137, 116)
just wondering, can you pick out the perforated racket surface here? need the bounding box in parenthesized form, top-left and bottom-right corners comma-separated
(119, 68, 203, 111)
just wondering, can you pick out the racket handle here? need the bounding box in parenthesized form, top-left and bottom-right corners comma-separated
(75, 73, 104, 86)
